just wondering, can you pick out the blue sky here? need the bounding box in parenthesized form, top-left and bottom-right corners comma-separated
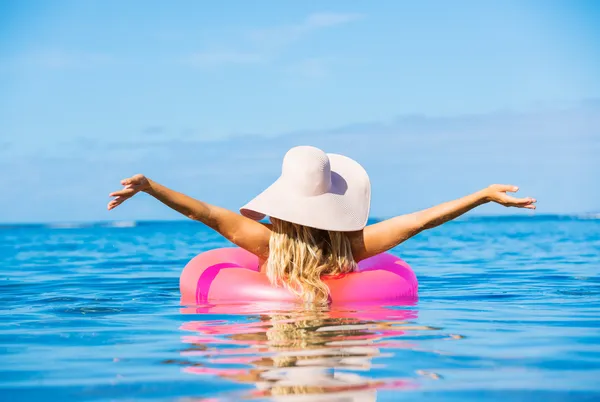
(1, 0, 599, 223)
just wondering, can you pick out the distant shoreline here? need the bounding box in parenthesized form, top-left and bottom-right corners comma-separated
(1, 213, 599, 228)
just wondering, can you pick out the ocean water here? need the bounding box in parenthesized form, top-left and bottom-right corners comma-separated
(1, 216, 599, 401)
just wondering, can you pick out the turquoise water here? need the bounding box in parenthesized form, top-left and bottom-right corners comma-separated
(1, 216, 599, 401)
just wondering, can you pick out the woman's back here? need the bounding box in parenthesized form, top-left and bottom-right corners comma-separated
(266, 218, 357, 303)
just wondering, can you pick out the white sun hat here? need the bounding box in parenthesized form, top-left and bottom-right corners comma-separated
(240, 145, 371, 232)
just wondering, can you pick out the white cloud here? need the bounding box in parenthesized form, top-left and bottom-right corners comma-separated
(7, 101, 598, 221)
(186, 12, 363, 68)
(248, 12, 363, 50)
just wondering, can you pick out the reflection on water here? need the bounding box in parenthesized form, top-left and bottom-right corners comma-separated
(172, 302, 442, 401)
(3, 219, 599, 400)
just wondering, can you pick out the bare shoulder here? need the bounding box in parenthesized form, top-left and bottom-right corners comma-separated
(348, 216, 423, 262)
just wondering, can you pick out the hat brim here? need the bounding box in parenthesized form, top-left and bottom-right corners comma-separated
(240, 154, 370, 232)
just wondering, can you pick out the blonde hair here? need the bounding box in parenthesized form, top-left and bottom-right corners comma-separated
(267, 219, 357, 304)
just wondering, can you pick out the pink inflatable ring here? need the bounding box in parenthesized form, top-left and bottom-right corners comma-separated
(180, 247, 418, 304)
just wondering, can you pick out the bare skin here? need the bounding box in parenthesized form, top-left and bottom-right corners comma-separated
(108, 175, 536, 268)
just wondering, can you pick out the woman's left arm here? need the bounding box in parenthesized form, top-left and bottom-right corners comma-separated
(351, 184, 536, 262)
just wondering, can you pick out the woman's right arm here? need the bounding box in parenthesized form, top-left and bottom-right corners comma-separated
(350, 184, 536, 262)
(108, 174, 271, 258)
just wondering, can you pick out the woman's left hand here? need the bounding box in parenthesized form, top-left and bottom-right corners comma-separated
(484, 184, 536, 209)
(107, 174, 151, 210)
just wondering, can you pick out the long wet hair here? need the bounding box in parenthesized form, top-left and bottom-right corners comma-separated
(267, 219, 357, 304)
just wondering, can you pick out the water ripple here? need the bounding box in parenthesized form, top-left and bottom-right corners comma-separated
(0, 217, 599, 401)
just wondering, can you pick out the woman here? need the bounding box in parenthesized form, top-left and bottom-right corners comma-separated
(108, 145, 536, 303)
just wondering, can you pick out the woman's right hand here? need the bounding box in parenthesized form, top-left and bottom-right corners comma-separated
(484, 184, 536, 209)
(107, 174, 151, 210)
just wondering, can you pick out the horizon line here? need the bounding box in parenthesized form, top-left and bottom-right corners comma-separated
(1, 212, 599, 227)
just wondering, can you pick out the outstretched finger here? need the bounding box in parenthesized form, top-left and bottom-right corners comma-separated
(495, 184, 519, 193)
(108, 197, 121, 210)
(109, 187, 135, 197)
(516, 197, 536, 205)
(121, 174, 143, 186)
(504, 195, 535, 205)
(107, 195, 129, 210)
